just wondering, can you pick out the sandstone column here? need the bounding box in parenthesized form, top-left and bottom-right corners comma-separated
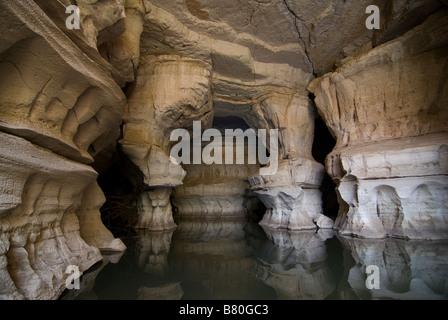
(120, 55, 214, 230)
(246, 91, 333, 230)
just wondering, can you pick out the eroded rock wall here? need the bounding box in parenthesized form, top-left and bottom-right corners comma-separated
(137, 0, 330, 229)
(0, 0, 127, 299)
(310, 9, 448, 239)
(121, 0, 328, 229)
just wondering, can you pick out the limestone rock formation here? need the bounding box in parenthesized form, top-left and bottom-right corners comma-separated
(173, 117, 260, 219)
(76, 0, 127, 48)
(0, 0, 127, 164)
(126, 0, 342, 230)
(136, 188, 177, 230)
(0, 132, 103, 299)
(99, 0, 146, 82)
(120, 55, 213, 230)
(243, 91, 329, 231)
(0, 0, 126, 300)
(249, 158, 331, 230)
(310, 9, 448, 239)
(1, 0, 448, 301)
(174, 174, 254, 219)
(77, 182, 127, 252)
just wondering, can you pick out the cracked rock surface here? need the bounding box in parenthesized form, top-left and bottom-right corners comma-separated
(0, 0, 447, 300)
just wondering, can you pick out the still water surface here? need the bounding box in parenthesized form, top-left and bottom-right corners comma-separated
(66, 219, 448, 300)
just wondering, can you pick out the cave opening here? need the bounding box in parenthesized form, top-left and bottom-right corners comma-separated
(310, 97, 339, 221)
(210, 115, 268, 222)
(96, 104, 338, 237)
(95, 147, 141, 238)
(171, 114, 268, 223)
(95, 114, 268, 238)
(212, 115, 270, 223)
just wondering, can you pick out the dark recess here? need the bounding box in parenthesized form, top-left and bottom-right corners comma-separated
(310, 95, 339, 220)
(96, 148, 141, 238)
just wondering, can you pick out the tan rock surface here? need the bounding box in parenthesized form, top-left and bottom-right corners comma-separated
(1, 0, 447, 301)
(0, 132, 102, 299)
(0, 0, 127, 164)
(0, 0, 126, 300)
(120, 55, 213, 229)
(245, 92, 329, 230)
(311, 10, 448, 239)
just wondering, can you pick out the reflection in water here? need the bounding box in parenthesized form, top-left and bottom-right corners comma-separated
(71, 218, 448, 300)
(60, 252, 124, 300)
(134, 229, 183, 299)
(253, 228, 336, 299)
(168, 219, 275, 299)
(339, 236, 448, 300)
(136, 229, 174, 277)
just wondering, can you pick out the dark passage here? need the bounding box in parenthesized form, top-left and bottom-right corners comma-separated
(95, 149, 141, 238)
(311, 103, 338, 220)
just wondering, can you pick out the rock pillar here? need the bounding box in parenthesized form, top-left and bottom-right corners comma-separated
(311, 11, 448, 239)
(120, 55, 214, 230)
(246, 92, 333, 230)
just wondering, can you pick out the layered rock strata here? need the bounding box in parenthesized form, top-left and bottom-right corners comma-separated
(0, 0, 126, 299)
(311, 10, 448, 239)
(120, 55, 213, 230)
(173, 169, 255, 219)
(0, 132, 124, 299)
(246, 92, 332, 230)
(0, 0, 127, 164)
(2, 0, 447, 301)
(134, 1, 332, 230)
(173, 117, 260, 219)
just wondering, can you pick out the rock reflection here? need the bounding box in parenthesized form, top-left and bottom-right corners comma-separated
(168, 219, 276, 299)
(253, 227, 336, 299)
(136, 229, 175, 276)
(339, 236, 448, 299)
(137, 282, 184, 300)
(70, 217, 448, 300)
(63, 251, 124, 300)
(135, 229, 183, 299)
